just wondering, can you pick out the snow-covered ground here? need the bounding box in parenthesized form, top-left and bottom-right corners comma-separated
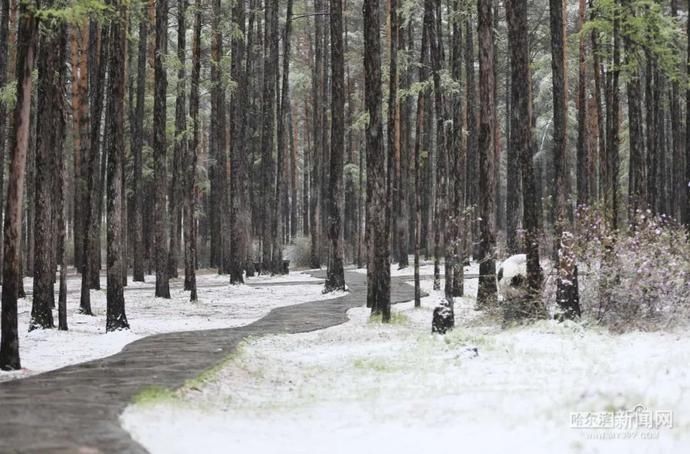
(0, 270, 335, 383)
(122, 276, 690, 453)
(352, 259, 480, 277)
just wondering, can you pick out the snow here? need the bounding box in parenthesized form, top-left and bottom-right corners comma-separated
(352, 258, 480, 277)
(0, 270, 334, 383)
(122, 277, 690, 453)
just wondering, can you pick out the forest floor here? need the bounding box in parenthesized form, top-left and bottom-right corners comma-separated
(122, 265, 690, 454)
(0, 270, 339, 383)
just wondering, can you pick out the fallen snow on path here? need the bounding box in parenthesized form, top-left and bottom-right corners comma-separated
(123, 278, 690, 454)
(0, 270, 334, 383)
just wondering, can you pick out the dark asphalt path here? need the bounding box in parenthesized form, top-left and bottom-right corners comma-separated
(0, 270, 419, 453)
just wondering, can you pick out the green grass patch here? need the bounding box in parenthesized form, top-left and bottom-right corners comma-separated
(182, 338, 256, 390)
(352, 357, 396, 373)
(132, 386, 178, 406)
(368, 311, 409, 325)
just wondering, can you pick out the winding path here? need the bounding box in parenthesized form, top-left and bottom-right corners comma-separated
(0, 270, 418, 453)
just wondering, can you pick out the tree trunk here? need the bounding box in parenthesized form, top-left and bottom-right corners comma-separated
(131, 0, 148, 282)
(0, 0, 36, 370)
(106, 0, 129, 331)
(507, 0, 543, 313)
(575, 0, 588, 206)
(364, 0, 390, 321)
(550, 0, 580, 318)
(413, 15, 430, 308)
(325, 0, 345, 291)
(450, 0, 464, 297)
(32, 6, 67, 330)
(261, 0, 278, 272)
(228, 0, 248, 284)
(168, 0, 187, 280)
(465, 15, 479, 261)
(310, 0, 323, 270)
(476, 0, 498, 308)
(185, 0, 201, 300)
(153, 0, 170, 297)
(0, 0, 9, 280)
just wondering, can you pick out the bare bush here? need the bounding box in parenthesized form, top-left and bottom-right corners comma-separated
(572, 207, 690, 331)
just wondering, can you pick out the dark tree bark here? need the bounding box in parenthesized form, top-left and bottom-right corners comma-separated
(229, 0, 249, 284)
(261, 0, 279, 272)
(87, 21, 107, 291)
(130, 0, 148, 283)
(310, 0, 323, 270)
(324, 0, 345, 291)
(153, 0, 170, 297)
(364, 0, 390, 321)
(575, 0, 588, 206)
(476, 0, 497, 308)
(32, 6, 67, 330)
(686, 0, 690, 228)
(550, 0, 580, 318)
(591, 26, 605, 204)
(670, 0, 684, 222)
(272, 0, 293, 273)
(388, 0, 401, 268)
(606, 7, 620, 229)
(465, 14, 479, 261)
(413, 16, 430, 308)
(208, 0, 225, 270)
(1, 0, 36, 370)
(106, 0, 129, 331)
(427, 0, 448, 302)
(0, 0, 10, 278)
(625, 14, 645, 218)
(169, 0, 187, 279)
(507, 0, 543, 311)
(450, 0, 464, 297)
(55, 22, 68, 330)
(645, 55, 656, 211)
(184, 0, 201, 300)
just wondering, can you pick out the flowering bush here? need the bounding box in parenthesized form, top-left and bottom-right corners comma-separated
(573, 207, 690, 331)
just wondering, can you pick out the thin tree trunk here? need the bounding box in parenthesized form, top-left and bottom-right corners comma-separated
(325, 0, 345, 291)
(131, 0, 148, 282)
(476, 0, 498, 308)
(153, 0, 170, 297)
(184, 0, 201, 300)
(106, 0, 129, 331)
(550, 0, 580, 318)
(310, 0, 323, 270)
(169, 0, 187, 279)
(261, 0, 279, 272)
(576, 0, 588, 206)
(413, 16, 430, 308)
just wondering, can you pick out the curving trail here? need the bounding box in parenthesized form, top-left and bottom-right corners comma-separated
(0, 270, 418, 453)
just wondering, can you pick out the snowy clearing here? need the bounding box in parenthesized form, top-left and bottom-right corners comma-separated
(0, 270, 335, 383)
(122, 277, 690, 453)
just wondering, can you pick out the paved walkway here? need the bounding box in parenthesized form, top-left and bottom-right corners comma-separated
(0, 270, 418, 453)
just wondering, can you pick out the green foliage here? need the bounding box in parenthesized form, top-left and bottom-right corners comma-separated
(583, 0, 683, 80)
(0, 81, 17, 111)
(36, 0, 112, 24)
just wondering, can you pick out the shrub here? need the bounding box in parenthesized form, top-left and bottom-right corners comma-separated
(573, 207, 690, 331)
(285, 235, 313, 269)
